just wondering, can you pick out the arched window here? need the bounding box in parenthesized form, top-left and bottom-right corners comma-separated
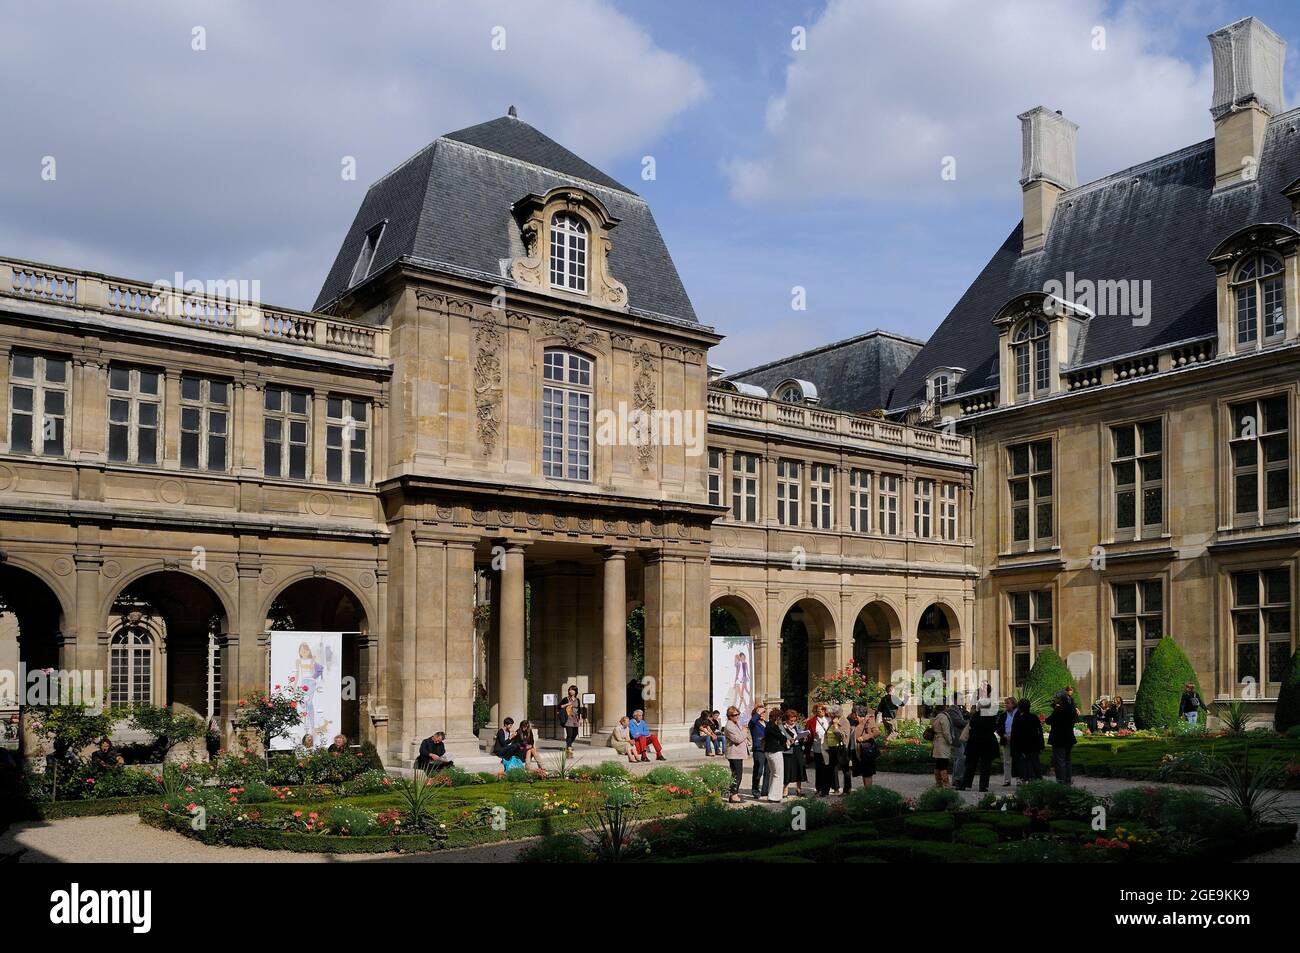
(778, 384, 803, 403)
(1232, 252, 1285, 346)
(549, 213, 588, 293)
(542, 348, 592, 481)
(109, 621, 154, 707)
(1012, 318, 1050, 398)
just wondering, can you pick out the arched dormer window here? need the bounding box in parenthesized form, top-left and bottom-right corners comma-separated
(1232, 252, 1285, 346)
(774, 378, 819, 405)
(542, 348, 592, 481)
(549, 213, 588, 294)
(1012, 318, 1050, 399)
(925, 367, 964, 403)
(778, 384, 802, 403)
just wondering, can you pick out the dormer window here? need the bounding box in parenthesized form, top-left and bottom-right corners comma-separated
(1012, 318, 1050, 398)
(348, 222, 385, 288)
(1232, 252, 1285, 346)
(924, 367, 964, 404)
(773, 379, 819, 405)
(778, 384, 802, 403)
(549, 212, 588, 293)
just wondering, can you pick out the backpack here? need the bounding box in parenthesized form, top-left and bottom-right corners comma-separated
(922, 723, 936, 742)
(824, 726, 841, 748)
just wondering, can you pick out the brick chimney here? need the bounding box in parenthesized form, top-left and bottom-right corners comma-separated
(1209, 17, 1285, 189)
(1018, 107, 1078, 254)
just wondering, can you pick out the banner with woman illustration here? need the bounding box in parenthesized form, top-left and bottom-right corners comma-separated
(710, 636, 753, 724)
(268, 631, 343, 750)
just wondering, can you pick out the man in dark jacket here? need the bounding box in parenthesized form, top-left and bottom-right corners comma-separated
(748, 705, 768, 798)
(958, 708, 999, 792)
(416, 731, 453, 771)
(1009, 699, 1044, 781)
(1045, 691, 1077, 785)
(1179, 683, 1205, 727)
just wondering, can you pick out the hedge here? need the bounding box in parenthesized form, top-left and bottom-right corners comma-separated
(1275, 646, 1300, 734)
(1134, 637, 1203, 729)
(1022, 647, 1075, 702)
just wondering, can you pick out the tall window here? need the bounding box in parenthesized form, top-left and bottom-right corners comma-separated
(8, 352, 66, 457)
(542, 349, 591, 481)
(326, 396, 369, 484)
(1009, 439, 1053, 545)
(849, 469, 871, 533)
(1232, 252, 1285, 347)
(1231, 568, 1292, 691)
(1112, 580, 1163, 688)
(265, 386, 310, 480)
(809, 463, 833, 529)
(107, 366, 160, 465)
(1012, 318, 1051, 398)
(707, 449, 722, 506)
(940, 483, 959, 541)
(1230, 395, 1289, 523)
(913, 478, 933, 538)
(549, 213, 588, 293)
(776, 459, 801, 526)
(731, 453, 759, 522)
(878, 473, 899, 535)
(1112, 420, 1163, 536)
(109, 624, 154, 706)
(1009, 590, 1053, 685)
(180, 375, 229, 472)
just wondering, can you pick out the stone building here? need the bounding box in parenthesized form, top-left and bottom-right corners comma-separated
(0, 113, 973, 764)
(742, 16, 1300, 720)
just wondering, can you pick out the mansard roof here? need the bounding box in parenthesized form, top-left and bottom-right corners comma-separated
(725, 329, 923, 413)
(313, 114, 697, 324)
(888, 109, 1300, 410)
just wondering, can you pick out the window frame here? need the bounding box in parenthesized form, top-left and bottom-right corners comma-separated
(8, 351, 68, 458)
(776, 458, 802, 527)
(1228, 394, 1290, 527)
(1007, 437, 1054, 550)
(1231, 252, 1286, 349)
(548, 212, 589, 294)
(1110, 417, 1165, 540)
(1008, 588, 1055, 687)
(179, 373, 230, 473)
(808, 462, 834, 530)
(849, 468, 871, 533)
(106, 365, 162, 466)
(1110, 578, 1165, 691)
(264, 385, 311, 481)
(348, 221, 386, 288)
(913, 477, 934, 539)
(1230, 566, 1293, 695)
(1012, 318, 1051, 400)
(939, 482, 960, 541)
(730, 452, 759, 523)
(326, 395, 370, 485)
(877, 472, 900, 536)
(541, 348, 592, 482)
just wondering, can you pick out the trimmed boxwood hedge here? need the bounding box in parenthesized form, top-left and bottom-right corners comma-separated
(19, 795, 157, 821)
(1134, 637, 1203, 730)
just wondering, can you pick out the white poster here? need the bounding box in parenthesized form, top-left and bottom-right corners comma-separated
(269, 631, 343, 751)
(710, 636, 754, 725)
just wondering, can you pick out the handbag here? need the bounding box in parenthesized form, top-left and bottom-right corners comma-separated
(501, 755, 524, 772)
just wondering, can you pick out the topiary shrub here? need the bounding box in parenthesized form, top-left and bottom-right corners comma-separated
(1022, 648, 1075, 705)
(642, 765, 693, 788)
(518, 833, 594, 863)
(915, 785, 963, 812)
(325, 805, 377, 836)
(1134, 637, 1203, 730)
(692, 763, 734, 794)
(843, 785, 907, 821)
(1274, 646, 1300, 734)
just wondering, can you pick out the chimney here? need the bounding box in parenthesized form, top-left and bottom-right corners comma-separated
(1019, 107, 1078, 254)
(1209, 17, 1285, 189)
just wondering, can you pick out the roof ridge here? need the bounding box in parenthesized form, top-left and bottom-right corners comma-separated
(434, 135, 643, 202)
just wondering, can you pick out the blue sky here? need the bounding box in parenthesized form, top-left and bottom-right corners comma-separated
(3, 0, 1300, 370)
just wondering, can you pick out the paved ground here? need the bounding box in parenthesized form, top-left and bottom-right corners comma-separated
(5, 755, 1297, 863)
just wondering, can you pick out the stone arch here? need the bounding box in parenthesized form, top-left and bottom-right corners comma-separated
(0, 562, 69, 684)
(851, 599, 902, 686)
(263, 575, 372, 745)
(778, 595, 837, 713)
(104, 570, 230, 717)
(99, 562, 236, 638)
(710, 591, 763, 638)
(261, 572, 373, 635)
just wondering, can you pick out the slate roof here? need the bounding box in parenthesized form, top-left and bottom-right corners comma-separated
(724, 330, 924, 412)
(313, 115, 697, 323)
(888, 108, 1300, 410)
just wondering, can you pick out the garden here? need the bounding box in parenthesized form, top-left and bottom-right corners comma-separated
(518, 779, 1297, 864)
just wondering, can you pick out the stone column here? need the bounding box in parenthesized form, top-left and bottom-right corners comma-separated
(598, 547, 629, 735)
(497, 541, 527, 725)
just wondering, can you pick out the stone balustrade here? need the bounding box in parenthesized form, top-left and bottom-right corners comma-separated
(3, 257, 388, 359)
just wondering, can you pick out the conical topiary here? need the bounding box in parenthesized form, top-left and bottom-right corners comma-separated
(1022, 647, 1075, 704)
(1134, 636, 1202, 729)
(1274, 646, 1300, 734)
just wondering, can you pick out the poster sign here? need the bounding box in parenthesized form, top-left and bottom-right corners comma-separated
(269, 631, 343, 751)
(710, 636, 754, 725)
(542, 693, 558, 706)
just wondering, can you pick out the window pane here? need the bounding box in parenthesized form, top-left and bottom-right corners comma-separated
(138, 371, 159, 395)
(1237, 642, 1259, 683)
(10, 410, 32, 453)
(1113, 425, 1135, 458)
(108, 424, 128, 461)
(181, 376, 201, 401)
(1114, 584, 1137, 615)
(109, 367, 130, 391)
(11, 354, 34, 379)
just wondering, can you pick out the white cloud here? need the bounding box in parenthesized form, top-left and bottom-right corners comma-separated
(725, 0, 1219, 203)
(0, 0, 706, 309)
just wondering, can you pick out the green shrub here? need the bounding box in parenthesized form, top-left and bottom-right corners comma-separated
(325, 805, 377, 836)
(904, 813, 955, 840)
(692, 763, 734, 793)
(1014, 780, 1105, 819)
(1275, 646, 1300, 734)
(843, 785, 907, 820)
(504, 767, 533, 783)
(1022, 648, 1075, 703)
(341, 768, 397, 795)
(642, 766, 693, 788)
(241, 781, 274, 804)
(956, 825, 998, 847)
(505, 791, 544, 819)
(589, 761, 631, 780)
(1134, 637, 1203, 730)
(915, 786, 963, 812)
(996, 834, 1087, 863)
(994, 813, 1031, 839)
(518, 833, 593, 863)
(1285, 725, 1300, 740)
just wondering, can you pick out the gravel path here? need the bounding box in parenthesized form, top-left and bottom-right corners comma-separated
(4, 765, 1296, 863)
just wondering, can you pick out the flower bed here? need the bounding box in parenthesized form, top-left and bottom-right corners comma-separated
(518, 779, 1296, 863)
(139, 761, 728, 853)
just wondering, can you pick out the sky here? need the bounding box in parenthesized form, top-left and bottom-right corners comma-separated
(3, 0, 1300, 371)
